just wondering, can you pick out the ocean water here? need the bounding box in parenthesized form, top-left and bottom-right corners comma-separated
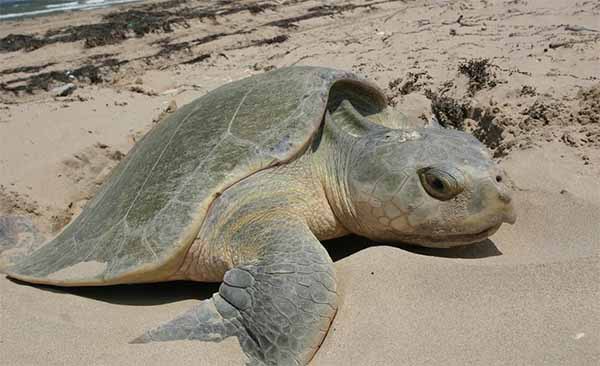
(0, 0, 143, 20)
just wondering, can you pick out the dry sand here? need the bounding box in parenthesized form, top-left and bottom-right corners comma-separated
(0, 0, 598, 365)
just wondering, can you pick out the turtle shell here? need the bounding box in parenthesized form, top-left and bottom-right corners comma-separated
(5, 66, 387, 285)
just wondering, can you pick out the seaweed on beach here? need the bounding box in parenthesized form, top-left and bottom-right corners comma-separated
(181, 54, 211, 64)
(264, 0, 394, 28)
(0, 29, 288, 94)
(0, 58, 127, 94)
(240, 35, 289, 48)
(426, 90, 472, 130)
(0, 0, 358, 95)
(0, 1, 281, 53)
(0, 0, 393, 52)
(0, 34, 45, 52)
(72, 24, 129, 48)
(0, 63, 56, 76)
(387, 71, 432, 104)
(0, 9, 178, 52)
(265, 5, 349, 28)
(153, 31, 236, 59)
(426, 89, 505, 154)
(42, 9, 188, 49)
(103, 9, 188, 38)
(458, 58, 498, 95)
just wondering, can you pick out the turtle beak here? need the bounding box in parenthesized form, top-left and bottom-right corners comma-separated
(502, 204, 517, 225)
(498, 192, 517, 225)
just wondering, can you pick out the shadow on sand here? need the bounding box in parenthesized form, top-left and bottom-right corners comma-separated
(8, 277, 219, 306)
(8, 235, 501, 306)
(323, 234, 502, 262)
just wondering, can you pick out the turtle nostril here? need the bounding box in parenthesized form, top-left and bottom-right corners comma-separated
(495, 175, 503, 183)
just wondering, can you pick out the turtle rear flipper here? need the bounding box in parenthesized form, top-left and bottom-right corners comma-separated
(130, 294, 235, 343)
(133, 218, 337, 366)
(0, 215, 44, 273)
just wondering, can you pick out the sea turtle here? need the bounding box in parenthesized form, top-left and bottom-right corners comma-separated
(3, 66, 516, 365)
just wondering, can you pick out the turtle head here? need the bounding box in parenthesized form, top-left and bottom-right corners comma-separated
(324, 102, 516, 248)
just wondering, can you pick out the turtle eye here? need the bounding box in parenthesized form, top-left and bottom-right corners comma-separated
(418, 167, 464, 201)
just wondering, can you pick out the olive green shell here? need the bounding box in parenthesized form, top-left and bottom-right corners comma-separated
(6, 66, 386, 285)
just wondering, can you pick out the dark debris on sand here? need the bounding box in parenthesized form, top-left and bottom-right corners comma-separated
(387, 71, 433, 105)
(426, 88, 506, 156)
(0, 0, 398, 95)
(0, 0, 393, 53)
(0, 1, 280, 52)
(0, 63, 56, 76)
(457, 58, 498, 96)
(0, 0, 293, 95)
(0, 59, 127, 94)
(264, 0, 391, 28)
(0, 34, 46, 52)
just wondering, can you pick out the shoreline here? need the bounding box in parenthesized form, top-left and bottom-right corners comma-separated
(0, 0, 144, 21)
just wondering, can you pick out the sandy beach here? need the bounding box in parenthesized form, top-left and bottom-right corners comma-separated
(1, 0, 598, 364)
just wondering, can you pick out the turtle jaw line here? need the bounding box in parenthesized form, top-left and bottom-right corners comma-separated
(442, 223, 503, 245)
(388, 223, 503, 248)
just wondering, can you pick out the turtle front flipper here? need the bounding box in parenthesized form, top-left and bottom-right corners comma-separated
(133, 218, 337, 366)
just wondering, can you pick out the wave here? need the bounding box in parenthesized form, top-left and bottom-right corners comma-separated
(45, 1, 79, 9)
(0, 0, 29, 5)
(0, 0, 141, 20)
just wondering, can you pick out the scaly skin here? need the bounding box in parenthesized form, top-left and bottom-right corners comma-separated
(137, 100, 516, 366)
